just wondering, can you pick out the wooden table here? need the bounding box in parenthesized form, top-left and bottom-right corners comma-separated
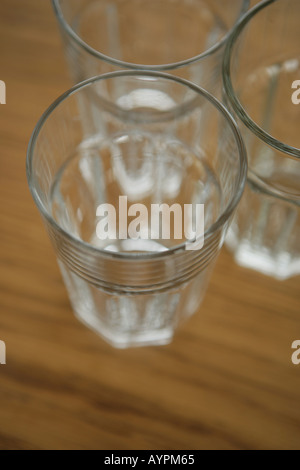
(0, 0, 299, 450)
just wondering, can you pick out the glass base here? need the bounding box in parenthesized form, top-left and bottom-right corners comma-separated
(226, 237, 300, 281)
(74, 309, 174, 349)
(58, 258, 213, 349)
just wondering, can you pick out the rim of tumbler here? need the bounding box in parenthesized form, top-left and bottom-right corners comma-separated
(223, 0, 300, 160)
(26, 70, 247, 261)
(52, 0, 250, 71)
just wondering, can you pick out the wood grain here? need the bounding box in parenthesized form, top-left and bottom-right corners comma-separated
(0, 0, 299, 450)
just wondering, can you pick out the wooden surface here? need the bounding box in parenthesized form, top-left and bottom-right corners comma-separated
(0, 0, 299, 450)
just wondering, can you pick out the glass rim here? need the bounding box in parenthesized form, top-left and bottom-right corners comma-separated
(52, 0, 250, 71)
(26, 70, 247, 261)
(223, 0, 300, 161)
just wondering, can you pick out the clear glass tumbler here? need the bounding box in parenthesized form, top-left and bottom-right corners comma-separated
(223, 0, 300, 280)
(52, 0, 249, 96)
(27, 72, 247, 348)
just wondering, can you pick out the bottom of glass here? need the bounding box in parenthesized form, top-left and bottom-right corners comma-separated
(226, 237, 300, 281)
(74, 309, 174, 348)
(58, 258, 213, 349)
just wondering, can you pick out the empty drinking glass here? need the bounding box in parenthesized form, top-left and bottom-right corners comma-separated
(27, 72, 247, 348)
(223, 0, 300, 280)
(52, 0, 249, 95)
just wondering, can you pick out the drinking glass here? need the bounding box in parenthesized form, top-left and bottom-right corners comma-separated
(27, 71, 247, 348)
(52, 0, 249, 96)
(223, 0, 300, 280)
